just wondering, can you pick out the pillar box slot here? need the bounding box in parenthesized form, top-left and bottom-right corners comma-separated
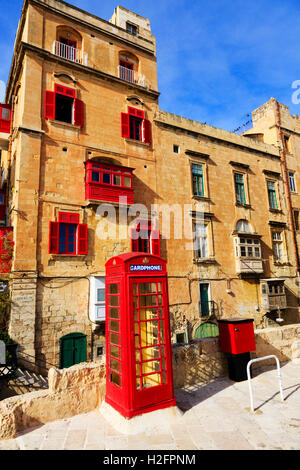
(105, 252, 176, 418)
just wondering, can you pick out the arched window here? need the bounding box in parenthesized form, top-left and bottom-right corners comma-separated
(118, 51, 144, 85)
(236, 219, 252, 233)
(53, 26, 87, 65)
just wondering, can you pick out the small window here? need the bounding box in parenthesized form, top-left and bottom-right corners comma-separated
(272, 231, 283, 261)
(49, 212, 87, 255)
(194, 223, 208, 258)
(45, 85, 84, 127)
(173, 145, 180, 153)
(121, 107, 151, 144)
(294, 210, 299, 231)
(192, 163, 204, 197)
(235, 237, 261, 258)
(267, 180, 278, 209)
(131, 221, 160, 256)
(234, 173, 246, 205)
(289, 172, 296, 193)
(126, 22, 138, 36)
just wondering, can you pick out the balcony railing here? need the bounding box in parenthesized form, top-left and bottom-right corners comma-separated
(52, 41, 88, 66)
(199, 300, 216, 317)
(118, 65, 146, 87)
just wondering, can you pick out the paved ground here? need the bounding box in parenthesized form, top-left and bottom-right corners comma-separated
(1, 360, 300, 451)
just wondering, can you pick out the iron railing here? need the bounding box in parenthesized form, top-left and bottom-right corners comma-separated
(118, 65, 146, 87)
(52, 41, 88, 66)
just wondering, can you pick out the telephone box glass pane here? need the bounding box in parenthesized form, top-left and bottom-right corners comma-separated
(110, 320, 119, 332)
(110, 284, 119, 294)
(110, 345, 120, 359)
(142, 373, 161, 389)
(110, 308, 119, 319)
(110, 332, 119, 345)
(111, 371, 121, 387)
(133, 280, 167, 391)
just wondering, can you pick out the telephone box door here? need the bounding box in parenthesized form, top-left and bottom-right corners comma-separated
(130, 277, 174, 410)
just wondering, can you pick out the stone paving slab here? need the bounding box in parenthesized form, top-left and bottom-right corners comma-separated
(0, 361, 300, 450)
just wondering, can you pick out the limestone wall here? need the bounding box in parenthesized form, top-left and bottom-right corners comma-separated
(0, 361, 105, 440)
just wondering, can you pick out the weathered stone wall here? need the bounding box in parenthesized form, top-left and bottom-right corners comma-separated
(254, 324, 300, 363)
(172, 338, 228, 389)
(0, 361, 105, 440)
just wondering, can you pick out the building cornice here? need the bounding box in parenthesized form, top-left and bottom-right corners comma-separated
(29, 0, 156, 54)
(7, 42, 160, 103)
(154, 118, 281, 159)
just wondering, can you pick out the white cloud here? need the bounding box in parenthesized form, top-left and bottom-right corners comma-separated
(0, 81, 5, 102)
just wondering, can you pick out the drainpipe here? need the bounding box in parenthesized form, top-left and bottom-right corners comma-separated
(274, 99, 300, 275)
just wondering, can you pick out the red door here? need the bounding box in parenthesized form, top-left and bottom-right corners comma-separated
(130, 277, 174, 411)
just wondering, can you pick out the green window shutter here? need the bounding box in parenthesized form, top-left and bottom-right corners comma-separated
(267, 181, 278, 209)
(194, 322, 219, 339)
(234, 173, 246, 204)
(192, 164, 204, 196)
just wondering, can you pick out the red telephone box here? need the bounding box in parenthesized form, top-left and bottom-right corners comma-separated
(105, 252, 176, 418)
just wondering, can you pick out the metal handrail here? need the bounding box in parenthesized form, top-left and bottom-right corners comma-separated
(247, 355, 284, 413)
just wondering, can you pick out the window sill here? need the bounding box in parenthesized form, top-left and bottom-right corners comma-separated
(125, 138, 150, 147)
(192, 195, 211, 202)
(48, 119, 81, 131)
(235, 203, 251, 209)
(193, 257, 217, 264)
(269, 208, 281, 213)
(273, 260, 290, 266)
(50, 254, 87, 258)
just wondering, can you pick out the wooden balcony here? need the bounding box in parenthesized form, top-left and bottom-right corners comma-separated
(236, 257, 263, 274)
(85, 161, 134, 205)
(0, 104, 11, 150)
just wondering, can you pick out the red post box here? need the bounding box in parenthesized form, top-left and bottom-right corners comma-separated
(105, 252, 176, 418)
(218, 318, 256, 382)
(218, 318, 256, 355)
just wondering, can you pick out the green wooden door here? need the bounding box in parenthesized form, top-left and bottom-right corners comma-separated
(194, 322, 219, 339)
(60, 333, 87, 369)
(200, 283, 210, 316)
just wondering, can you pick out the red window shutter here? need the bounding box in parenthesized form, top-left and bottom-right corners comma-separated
(54, 84, 76, 98)
(150, 230, 160, 256)
(128, 107, 144, 119)
(45, 91, 55, 119)
(130, 228, 139, 252)
(77, 223, 88, 255)
(121, 113, 130, 138)
(49, 222, 60, 254)
(58, 212, 79, 224)
(143, 119, 152, 144)
(74, 98, 84, 127)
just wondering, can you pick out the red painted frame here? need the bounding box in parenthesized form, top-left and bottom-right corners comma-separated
(105, 253, 176, 418)
(85, 161, 134, 204)
(0, 104, 11, 134)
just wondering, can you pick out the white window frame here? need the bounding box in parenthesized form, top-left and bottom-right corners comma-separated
(289, 172, 296, 193)
(272, 231, 284, 261)
(234, 237, 261, 259)
(194, 223, 209, 259)
(89, 276, 105, 322)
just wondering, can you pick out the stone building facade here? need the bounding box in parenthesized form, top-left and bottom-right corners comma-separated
(0, 0, 299, 369)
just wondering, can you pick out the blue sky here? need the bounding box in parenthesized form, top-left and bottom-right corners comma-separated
(0, 0, 300, 131)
